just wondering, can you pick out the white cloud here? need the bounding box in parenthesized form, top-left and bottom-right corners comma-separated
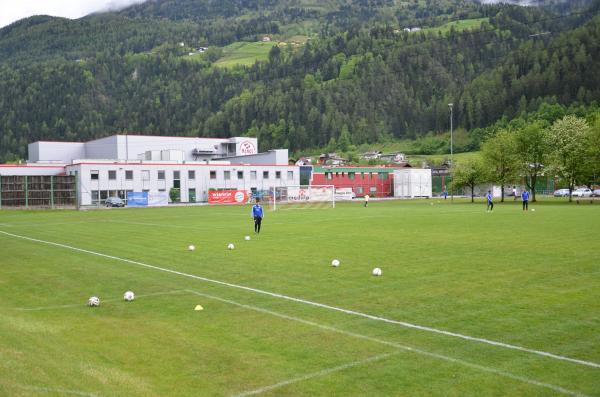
(0, 0, 148, 29)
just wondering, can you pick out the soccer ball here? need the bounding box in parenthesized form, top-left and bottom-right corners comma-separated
(331, 259, 340, 267)
(228, 243, 235, 250)
(123, 291, 135, 301)
(532, 209, 536, 212)
(245, 236, 251, 241)
(372, 267, 382, 276)
(188, 245, 196, 251)
(88, 296, 100, 307)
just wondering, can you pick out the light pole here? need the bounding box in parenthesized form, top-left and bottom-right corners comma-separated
(448, 103, 453, 202)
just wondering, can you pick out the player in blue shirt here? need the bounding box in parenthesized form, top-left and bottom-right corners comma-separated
(486, 190, 493, 212)
(521, 189, 529, 211)
(251, 198, 264, 233)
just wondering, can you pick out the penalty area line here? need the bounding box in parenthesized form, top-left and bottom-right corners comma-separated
(231, 352, 399, 397)
(1, 229, 599, 370)
(185, 289, 591, 397)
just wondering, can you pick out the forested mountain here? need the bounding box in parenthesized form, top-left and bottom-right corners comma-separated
(0, 0, 599, 161)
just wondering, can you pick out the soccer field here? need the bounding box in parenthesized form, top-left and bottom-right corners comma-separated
(1, 200, 599, 396)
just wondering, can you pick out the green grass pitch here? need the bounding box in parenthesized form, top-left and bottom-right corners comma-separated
(0, 199, 599, 396)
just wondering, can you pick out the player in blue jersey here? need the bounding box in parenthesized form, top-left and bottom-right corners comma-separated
(486, 190, 493, 212)
(521, 189, 529, 211)
(251, 198, 264, 233)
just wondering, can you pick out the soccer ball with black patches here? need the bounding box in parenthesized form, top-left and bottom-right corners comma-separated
(88, 296, 100, 307)
(123, 291, 135, 301)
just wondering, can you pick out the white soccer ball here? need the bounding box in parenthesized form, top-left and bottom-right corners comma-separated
(123, 291, 135, 301)
(188, 245, 196, 251)
(531, 209, 536, 212)
(228, 243, 235, 250)
(88, 296, 100, 307)
(245, 236, 251, 241)
(372, 267, 382, 277)
(331, 259, 340, 267)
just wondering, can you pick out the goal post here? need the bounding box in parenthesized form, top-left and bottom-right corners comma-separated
(270, 185, 335, 210)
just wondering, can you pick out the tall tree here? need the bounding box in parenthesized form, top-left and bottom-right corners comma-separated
(481, 129, 519, 202)
(513, 121, 549, 202)
(548, 115, 591, 202)
(452, 157, 487, 203)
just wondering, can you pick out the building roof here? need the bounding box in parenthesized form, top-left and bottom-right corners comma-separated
(313, 165, 408, 173)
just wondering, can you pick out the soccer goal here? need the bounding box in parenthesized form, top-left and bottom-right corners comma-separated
(269, 185, 335, 210)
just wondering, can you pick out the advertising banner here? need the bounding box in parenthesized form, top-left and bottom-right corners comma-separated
(148, 192, 169, 207)
(208, 190, 249, 205)
(127, 192, 148, 207)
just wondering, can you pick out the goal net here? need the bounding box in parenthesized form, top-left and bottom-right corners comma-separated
(269, 185, 335, 210)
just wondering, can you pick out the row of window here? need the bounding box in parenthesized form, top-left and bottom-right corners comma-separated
(324, 172, 389, 181)
(90, 169, 294, 181)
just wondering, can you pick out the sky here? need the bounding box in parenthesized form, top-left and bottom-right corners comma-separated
(0, 0, 148, 29)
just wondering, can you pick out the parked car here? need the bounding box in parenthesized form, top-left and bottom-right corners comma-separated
(593, 189, 600, 197)
(105, 197, 125, 207)
(553, 188, 570, 197)
(572, 188, 592, 197)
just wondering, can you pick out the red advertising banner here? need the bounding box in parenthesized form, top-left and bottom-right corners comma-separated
(208, 190, 249, 205)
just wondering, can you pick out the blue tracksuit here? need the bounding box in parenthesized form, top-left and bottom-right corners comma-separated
(521, 191, 529, 211)
(252, 204, 264, 233)
(486, 192, 493, 211)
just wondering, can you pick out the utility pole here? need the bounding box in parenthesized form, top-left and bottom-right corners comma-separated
(448, 103, 454, 202)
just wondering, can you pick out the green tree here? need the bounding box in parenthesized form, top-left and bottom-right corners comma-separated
(452, 157, 487, 203)
(481, 129, 519, 202)
(514, 121, 549, 202)
(548, 116, 591, 202)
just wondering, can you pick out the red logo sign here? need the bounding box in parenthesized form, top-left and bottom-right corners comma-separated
(239, 141, 256, 155)
(208, 190, 249, 205)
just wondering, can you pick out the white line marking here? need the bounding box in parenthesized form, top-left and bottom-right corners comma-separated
(185, 290, 591, 397)
(231, 352, 399, 397)
(12, 290, 187, 311)
(1, 229, 599, 370)
(16, 385, 99, 396)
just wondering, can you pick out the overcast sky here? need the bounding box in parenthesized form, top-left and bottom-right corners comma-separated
(0, 0, 148, 29)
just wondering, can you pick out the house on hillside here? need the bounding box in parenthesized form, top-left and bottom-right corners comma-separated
(361, 151, 382, 160)
(262, 36, 272, 42)
(295, 157, 312, 166)
(318, 153, 347, 166)
(380, 153, 406, 164)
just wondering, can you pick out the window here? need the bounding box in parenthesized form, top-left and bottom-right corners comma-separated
(275, 171, 281, 179)
(188, 170, 195, 180)
(370, 187, 377, 193)
(287, 171, 293, 180)
(361, 172, 365, 179)
(108, 170, 116, 180)
(263, 171, 269, 179)
(378, 172, 387, 180)
(210, 170, 216, 179)
(159, 189, 166, 192)
(369, 173, 374, 179)
(349, 172, 355, 180)
(224, 170, 231, 180)
(326, 172, 332, 180)
(142, 170, 150, 181)
(188, 188, 196, 202)
(173, 170, 181, 189)
(125, 170, 133, 180)
(237, 170, 244, 179)
(357, 187, 364, 194)
(91, 171, 99, 180)
(91, 191, 99, 204)
(158, 170, 165, 180)
(250, 171, 257, 180)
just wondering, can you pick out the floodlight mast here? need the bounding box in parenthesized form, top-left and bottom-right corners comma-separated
(448, 103, 453, 202)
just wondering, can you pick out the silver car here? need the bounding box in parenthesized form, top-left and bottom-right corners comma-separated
(553, 188, 570, 197)
(572, 188, 592, 198)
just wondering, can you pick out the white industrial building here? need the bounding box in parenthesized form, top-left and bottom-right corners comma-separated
(1, 134, 300, 207)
